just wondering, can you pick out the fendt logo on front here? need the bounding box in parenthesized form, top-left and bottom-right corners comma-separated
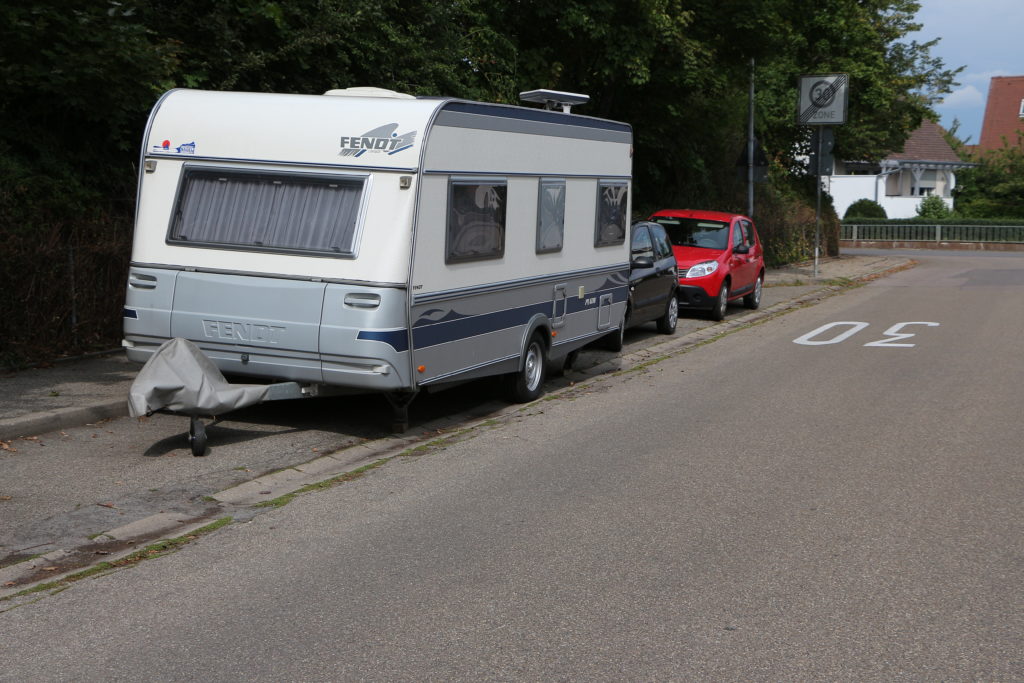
(339, 123, 417, 157)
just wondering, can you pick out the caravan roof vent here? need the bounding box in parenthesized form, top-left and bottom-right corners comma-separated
(324, 87, 415, 99)
(519, 89, 589, 113)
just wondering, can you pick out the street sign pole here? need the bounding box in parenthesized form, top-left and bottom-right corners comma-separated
(814, 128, 823, 277)
(797, 73, 848, 279)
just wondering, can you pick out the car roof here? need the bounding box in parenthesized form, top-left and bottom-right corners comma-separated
(650, 209, 749, 222)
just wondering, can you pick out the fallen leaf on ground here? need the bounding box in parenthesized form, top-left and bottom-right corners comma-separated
(43, 566, 59, 571)
(97, 502, 117, 509)
(1, 441, 17, 452)
(3, 581, 15, 587)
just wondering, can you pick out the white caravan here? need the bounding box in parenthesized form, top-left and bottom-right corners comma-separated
(123, 87, 632, 435)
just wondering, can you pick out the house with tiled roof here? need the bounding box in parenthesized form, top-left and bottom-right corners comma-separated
(828, 119, 974, 218)
(978, 75, 1024, 152)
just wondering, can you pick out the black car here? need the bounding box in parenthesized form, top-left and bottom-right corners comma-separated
(602, 221, 679, 351)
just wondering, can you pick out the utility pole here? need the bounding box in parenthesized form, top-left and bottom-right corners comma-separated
(747, 58, 755, 218)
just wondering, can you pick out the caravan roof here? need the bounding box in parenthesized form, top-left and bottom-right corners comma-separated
(143, 88, 632, 174)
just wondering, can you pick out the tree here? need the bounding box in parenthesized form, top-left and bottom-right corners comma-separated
(0, 0, 971, 362)
(916, 194, 951, 219)
(0, 1, 174, 225)
(752, 0, 961, 173)
(954, 137, 1024, 219)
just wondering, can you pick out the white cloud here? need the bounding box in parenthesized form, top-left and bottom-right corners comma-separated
(941, 85, 985, 107)
(959, 70, 1012, 88)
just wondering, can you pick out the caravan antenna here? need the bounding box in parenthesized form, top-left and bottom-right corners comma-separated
(519, 89, 589, 113)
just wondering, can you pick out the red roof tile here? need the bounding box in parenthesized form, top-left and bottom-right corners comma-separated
(979, 76, 1024, 151)
(885, 119, 961, 163)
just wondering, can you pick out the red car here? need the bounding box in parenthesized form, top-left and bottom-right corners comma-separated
(648, 209, 765, 320)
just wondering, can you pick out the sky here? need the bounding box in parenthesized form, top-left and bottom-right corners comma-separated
(910, 0, 1023, 144)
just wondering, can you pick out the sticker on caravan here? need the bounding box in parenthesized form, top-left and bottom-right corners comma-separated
(339, 124, 417, 158)
(150, 139, 195, 155)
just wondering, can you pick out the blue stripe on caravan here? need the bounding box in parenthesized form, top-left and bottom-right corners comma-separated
(356, 329, 409, 352)
(413, 301, 550, 349)
(410, 284, 627, 350)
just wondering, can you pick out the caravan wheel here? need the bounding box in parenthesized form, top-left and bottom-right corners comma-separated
(507, 333, 547, 403)
(188, 416, 209, 457)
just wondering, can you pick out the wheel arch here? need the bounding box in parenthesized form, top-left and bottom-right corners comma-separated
(517, 314, 551, 369)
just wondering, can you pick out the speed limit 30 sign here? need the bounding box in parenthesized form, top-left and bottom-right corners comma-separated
(797, 73, 849, 125)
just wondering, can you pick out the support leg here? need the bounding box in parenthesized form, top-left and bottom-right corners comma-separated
(384, 392, 417, 433)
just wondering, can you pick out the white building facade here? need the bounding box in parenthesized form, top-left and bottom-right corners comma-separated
(828, 120, 972, 219)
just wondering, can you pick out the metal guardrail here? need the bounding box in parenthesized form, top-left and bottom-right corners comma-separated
(841, 224, 1024, 243)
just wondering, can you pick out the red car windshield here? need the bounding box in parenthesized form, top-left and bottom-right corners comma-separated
(652, 217, 730, 250)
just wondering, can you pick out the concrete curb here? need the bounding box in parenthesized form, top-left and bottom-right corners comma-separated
(0, 518, 221, 602)
(0, 400, 128, 442)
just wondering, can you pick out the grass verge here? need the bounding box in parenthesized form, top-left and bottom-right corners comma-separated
(3, 516, 233, 601)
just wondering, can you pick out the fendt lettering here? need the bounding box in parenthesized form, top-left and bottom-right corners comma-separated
(202, 320, 285, 344)
(339, 136, 405, 151)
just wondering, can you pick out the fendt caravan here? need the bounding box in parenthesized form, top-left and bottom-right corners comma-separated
(124, 87, 632, 449)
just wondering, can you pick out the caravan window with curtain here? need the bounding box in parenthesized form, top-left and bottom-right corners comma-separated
(446, 178, 507, 263)
(594, 180, 628, 247)
(536, 179, 566, 253)
(168, 168, 366, 257)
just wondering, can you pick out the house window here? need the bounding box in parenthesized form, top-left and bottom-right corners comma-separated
(1019, 98, 1024, 118)
(168, 168, 366, 256)
(911, 169, 937, 197)
(446, 178, 507, 263)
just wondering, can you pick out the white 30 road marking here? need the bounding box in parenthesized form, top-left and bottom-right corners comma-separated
(793, 321, 940, 347)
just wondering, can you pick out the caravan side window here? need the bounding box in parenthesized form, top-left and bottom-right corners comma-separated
(446, 179, 507, 263)
(594, 181, 628, 247)
(536, 179, 566, 253)
(168, 168, 365, 256)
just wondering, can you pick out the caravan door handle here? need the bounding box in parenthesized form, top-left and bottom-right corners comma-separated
(344, 293, 381, 309)
(128, 273, 158, 289)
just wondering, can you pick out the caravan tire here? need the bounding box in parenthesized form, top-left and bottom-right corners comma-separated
(508, 333, 547, 403)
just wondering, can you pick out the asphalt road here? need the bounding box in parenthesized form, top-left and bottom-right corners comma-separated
(2, 250, 1021, 680)
(0, 277, 821, 561)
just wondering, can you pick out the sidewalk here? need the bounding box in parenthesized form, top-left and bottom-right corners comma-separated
(0, 253, 910, 444)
